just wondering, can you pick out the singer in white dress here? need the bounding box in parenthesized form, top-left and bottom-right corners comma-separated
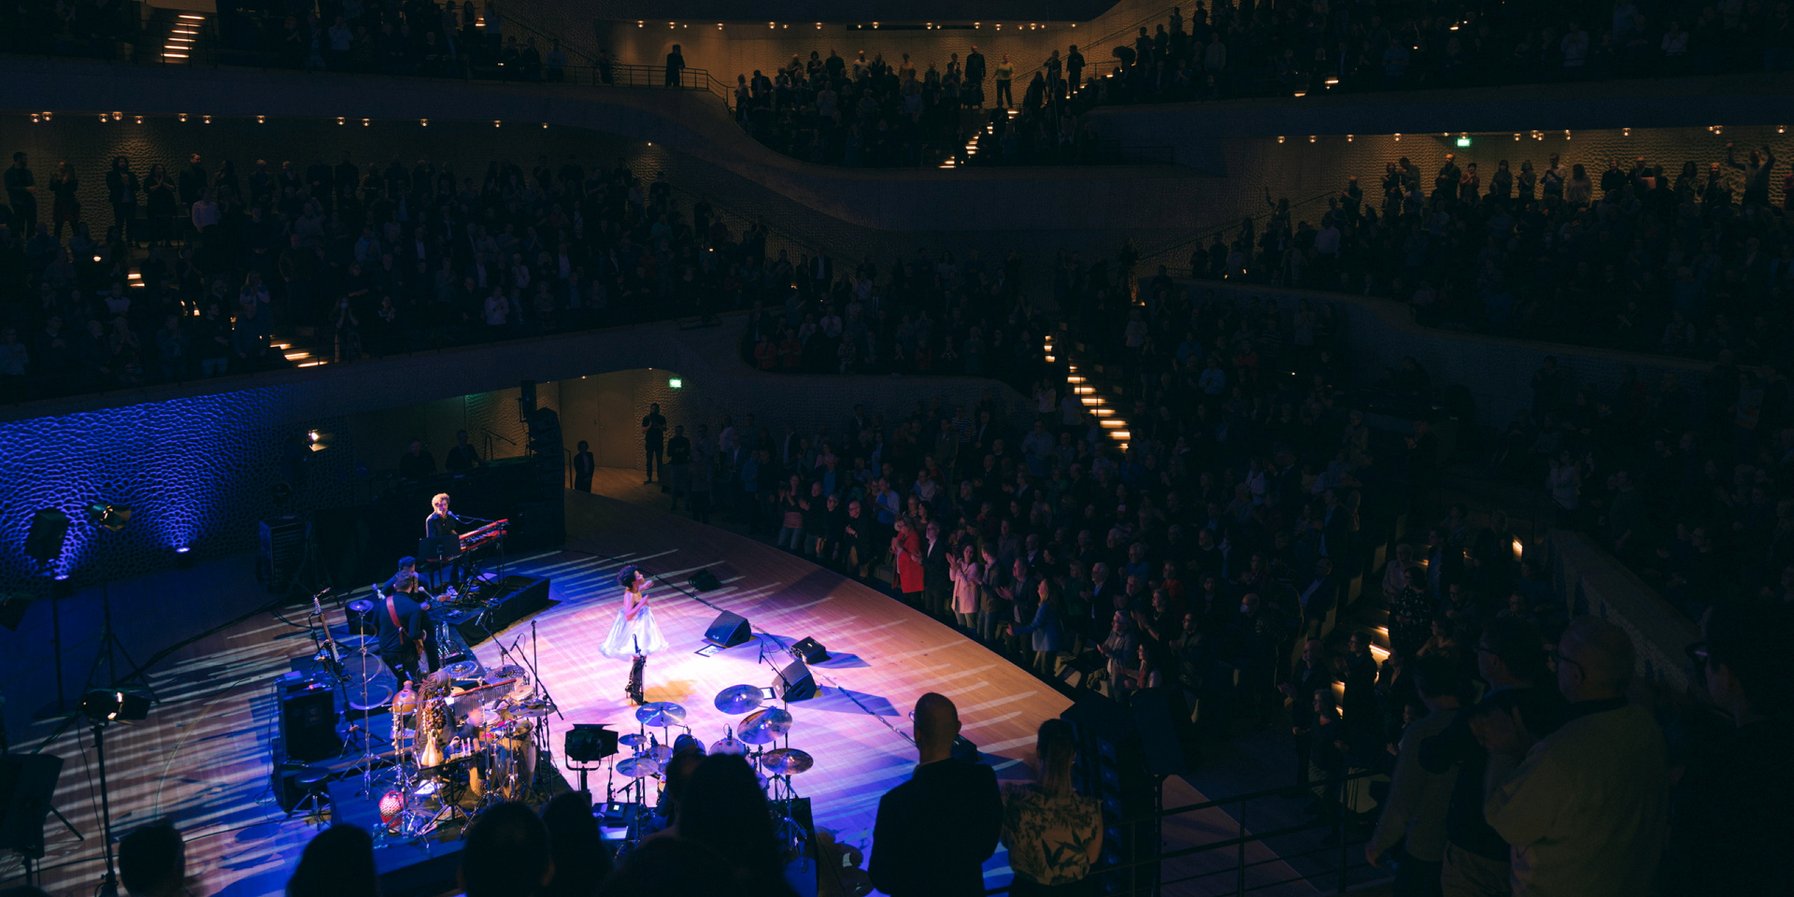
(601, 565, 667, 703)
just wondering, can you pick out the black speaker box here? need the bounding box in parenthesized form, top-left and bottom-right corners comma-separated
(772, 658, 816, 702)
(789, 636, 830, 664)
(24, 509, 70, 565)
(278, 683, 341, 762)
(703, 611, 751, 648)
(0, 754, 64, 859)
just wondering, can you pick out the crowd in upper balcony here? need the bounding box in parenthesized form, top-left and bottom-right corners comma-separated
(0, 143, 802, 402)
(1187, 143, 1794, 365)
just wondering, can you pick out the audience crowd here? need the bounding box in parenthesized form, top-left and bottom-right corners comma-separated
(0, 145, 797, 402)
(1188, 145, 1794, 365)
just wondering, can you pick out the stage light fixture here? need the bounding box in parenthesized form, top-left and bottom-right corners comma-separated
(86, 502, 132, 532)
(81, 689, 151, 723)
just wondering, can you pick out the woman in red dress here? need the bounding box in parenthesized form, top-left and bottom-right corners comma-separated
(892, 516, 925, 608)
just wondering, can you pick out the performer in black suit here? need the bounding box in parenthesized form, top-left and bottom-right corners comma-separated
(871, 693, 1002, 897)
(377, 558, 433, 685)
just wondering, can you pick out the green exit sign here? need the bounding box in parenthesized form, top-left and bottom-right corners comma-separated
(1456, 136, 1472, 147)
(668, 378, 683, 389)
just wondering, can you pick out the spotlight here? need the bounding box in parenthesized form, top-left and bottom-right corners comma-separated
(86, 502, 132, 532)
(80, 689, 151, 723)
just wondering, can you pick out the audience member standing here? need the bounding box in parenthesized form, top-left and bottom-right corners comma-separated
(1001, 719, 1102, 896)
(461, 802, 553, 897)
(871, 693, 1002, 897)
(1367, 655, 1463, 897)
(567, 439, 594, 493)
(994, 55, 1016, 108)
(1481, 617, 1668, 897)
(106, 156, 140, 245)
(285, 824, 378, 897)
(118, 819, 187, 897)
(5, 152, 38, 239)
(48, 160, 79, 240)
(1419, 618, 1556, 897)
(642, 401, 667, 484)
(1663, 601, 1793, 897)
(665, 43, 686, 87)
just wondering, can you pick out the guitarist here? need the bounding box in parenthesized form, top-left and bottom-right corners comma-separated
(377, 556, 435, 684)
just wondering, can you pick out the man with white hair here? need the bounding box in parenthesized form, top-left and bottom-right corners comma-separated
(1478, 617, 1667, 897)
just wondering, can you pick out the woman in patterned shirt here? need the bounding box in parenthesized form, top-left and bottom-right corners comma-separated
(1001, 719, 1103, 895)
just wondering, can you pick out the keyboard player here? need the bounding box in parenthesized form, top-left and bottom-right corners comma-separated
(423, 492, 465, 588)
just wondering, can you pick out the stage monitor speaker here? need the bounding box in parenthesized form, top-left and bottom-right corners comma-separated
(703, 611, 751, 649)
(278, 684, 341, 762)
(688, 568, 721, 591)
(772, 658, 816, 702)
(24, 509, 70, 566)
(0, 753, 64, 860)
(257, 515, 308, 595)
(789, 636, 830, 664)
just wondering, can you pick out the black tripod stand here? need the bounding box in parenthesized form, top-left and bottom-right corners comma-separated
(88, 719, 122, 897)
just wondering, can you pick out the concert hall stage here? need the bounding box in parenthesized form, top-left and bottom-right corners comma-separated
(5, 486, 1323, 897)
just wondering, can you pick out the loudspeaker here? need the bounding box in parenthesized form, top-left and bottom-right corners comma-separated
(24, 509, 70, 566)
(0, 754, 64, 859)
(278, 684, 341, 762)
(771, 658, 816, 702)
(703, 611, 751, 649)
(689, 568, 721, 591)
(789, 636, 830, 664)
(257, 515, 308, 595)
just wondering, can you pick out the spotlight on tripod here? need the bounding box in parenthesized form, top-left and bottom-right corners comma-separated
(80, 688, 151, 897)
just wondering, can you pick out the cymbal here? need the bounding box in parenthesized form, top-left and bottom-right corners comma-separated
(619, 733, 650, 750)
(635, 702, 687, 728)
(710, 736, 748, 756)
(616, 756, 661, 778)
(486, 664, 528, 684)
(443, 660, 481, 680)
(511, 697, 556, 717)
(739, 707, 793, 745)
(762, 748, 814, 775)
(713, 684, 765, 715)
(645, 744, 673, 764)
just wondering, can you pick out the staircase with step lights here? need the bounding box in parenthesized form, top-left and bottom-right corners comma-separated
(160, 11, 205, 63)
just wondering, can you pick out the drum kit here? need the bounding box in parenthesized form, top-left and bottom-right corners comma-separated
(379, 661, 559, 839)
(598, 683, 814, 857)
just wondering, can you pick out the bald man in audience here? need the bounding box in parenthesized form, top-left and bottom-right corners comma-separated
(1477, 617, 1668, 897)
(869, 692, 1003, 897)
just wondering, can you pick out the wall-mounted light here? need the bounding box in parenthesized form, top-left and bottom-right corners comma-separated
(1393, 133, 1401, 141)
(420, 118, 429, 127)
(133, 115, 143, 125)
(256, 114, 266, 124)
(336, 116, 345, 125)
(178, 113, 189, 122)
(493, 119, 502, 128)
(1277, 135, 1286, 144)
(1621, 127, 1631, 136)
(41, 111, 52, 122)
(361, 117, 371, 127)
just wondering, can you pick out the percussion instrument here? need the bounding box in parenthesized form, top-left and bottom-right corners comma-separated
(710, 735, 748, 756)
(713, 684, 766, 715)
(616, 756, 661, 778)
(619, 733, 651, 750)
(635, 702, 687, 729)
(739, 707, 793, 745)
(762, 748, 814, 776)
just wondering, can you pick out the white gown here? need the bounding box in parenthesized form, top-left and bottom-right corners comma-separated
(600, 593, 668, 658)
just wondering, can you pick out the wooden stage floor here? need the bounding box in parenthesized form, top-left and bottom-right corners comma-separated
(5, 478, 1322, 897)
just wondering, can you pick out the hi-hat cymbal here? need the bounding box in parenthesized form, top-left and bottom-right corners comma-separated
(619, 733, 650, 750)
(739, 707, 793, 744)
(616, 756, 661, 778)
(762, 748, 814, 775)
(635, 702, 687, 728)
(510, 696, 556, 717)
(713, 684, 765, 715)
